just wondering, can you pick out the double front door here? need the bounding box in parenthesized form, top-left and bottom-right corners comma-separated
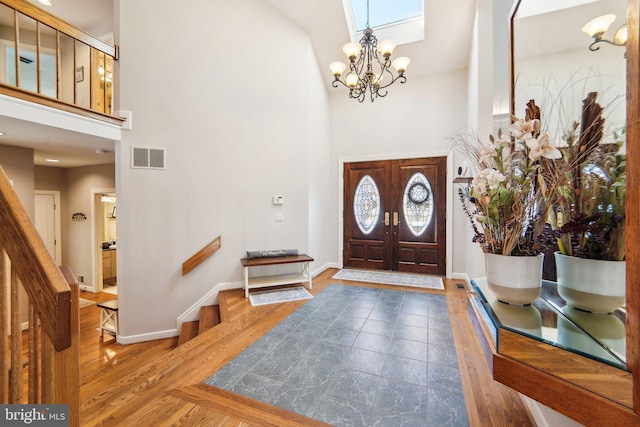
(343, 157, 446, 275)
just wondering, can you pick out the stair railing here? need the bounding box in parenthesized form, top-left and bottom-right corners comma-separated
(0, 166, 79, 426)
(182, 235, 222, 275)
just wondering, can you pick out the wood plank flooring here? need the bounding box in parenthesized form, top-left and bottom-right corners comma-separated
(31, 269, 534, 426)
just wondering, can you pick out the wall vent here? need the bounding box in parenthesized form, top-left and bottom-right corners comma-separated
(131, 147, 166, 169)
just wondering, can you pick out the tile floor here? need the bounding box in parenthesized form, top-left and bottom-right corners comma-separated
(205, 284, 468, 427)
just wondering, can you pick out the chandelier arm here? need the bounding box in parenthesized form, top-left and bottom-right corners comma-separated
(589, 38, 625, 51)
(377, 74, 407, 90)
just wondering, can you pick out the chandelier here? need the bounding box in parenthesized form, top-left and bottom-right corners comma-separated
(329, 0, 410, 103)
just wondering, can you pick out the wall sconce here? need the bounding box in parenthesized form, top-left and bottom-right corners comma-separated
(582, 14, 628, 52)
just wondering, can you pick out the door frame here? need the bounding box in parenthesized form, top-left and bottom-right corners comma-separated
(338, 150, 454, 279)
(34, 190, 62, 265)
(91, 188, 115, 293)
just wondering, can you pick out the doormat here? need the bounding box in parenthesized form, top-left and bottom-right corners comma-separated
(248, 286, 313, 306)
(79, 298, 96, 308)
(332, 269, 445, 290)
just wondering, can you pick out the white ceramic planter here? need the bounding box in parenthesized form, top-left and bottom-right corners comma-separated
(485, 253, 544, 305)
(555, 252, 626, 314)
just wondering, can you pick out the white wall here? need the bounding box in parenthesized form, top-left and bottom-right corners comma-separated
(463, 0, 495, 280)
(329, 70, 469, 276)
(307, 50, 333, 273)
(514, 47, 626, 141)
(115, 0, 329, 340)
(64, 164, 115, 289)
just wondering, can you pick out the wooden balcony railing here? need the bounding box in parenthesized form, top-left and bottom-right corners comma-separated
(0, 165, 79, 426)
(0, 0, 123, 125)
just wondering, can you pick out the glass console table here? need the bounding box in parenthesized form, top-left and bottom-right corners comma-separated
(471, 278, 627, 371)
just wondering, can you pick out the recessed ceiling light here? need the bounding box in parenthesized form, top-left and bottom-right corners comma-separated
(45, 158, 60, 163)
(0, 132, 5, 136)
(38, 0, 52, 6)
(96, 149, 108, 154)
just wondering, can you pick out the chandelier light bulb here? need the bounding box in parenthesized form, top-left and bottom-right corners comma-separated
(343, 42, 361, 60)
(345, 73, 359, 88)
(377, 39, 397, 57)
(392, 57, 411, 74)
(582, 14, 616, 38)
(329, 61, 347, 78)
(614, 24, 628, 45)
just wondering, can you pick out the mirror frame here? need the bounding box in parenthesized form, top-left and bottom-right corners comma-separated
(501, 0, 640, 422)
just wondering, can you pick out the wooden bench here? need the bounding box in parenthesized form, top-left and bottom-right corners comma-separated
(240, 254, 313, 298)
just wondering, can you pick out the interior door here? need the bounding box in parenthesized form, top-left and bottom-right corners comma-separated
(35, 192, 60, 264)
(344, 157, 446, 275)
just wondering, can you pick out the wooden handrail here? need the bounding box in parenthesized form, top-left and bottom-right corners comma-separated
(0, 167, 71, 350)
(1, 0, 116, 57)
(0, 0, 122, 121)
(0, 165, 79, 425)
(182, 236, 222, 275)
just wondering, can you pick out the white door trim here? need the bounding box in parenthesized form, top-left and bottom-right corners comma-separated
(34, 190, 62, 265)
(91, 188, 115, 293)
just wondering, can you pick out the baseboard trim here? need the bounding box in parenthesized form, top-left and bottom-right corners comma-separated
(176, 281, 243, 329)
(117, 328, 179, 345)
(452, 272, 472, 286)
(312, 262, 337, 278)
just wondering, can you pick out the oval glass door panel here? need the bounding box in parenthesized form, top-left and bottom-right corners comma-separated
(353, 175, 380, 234)
(403, 172, 433, 236)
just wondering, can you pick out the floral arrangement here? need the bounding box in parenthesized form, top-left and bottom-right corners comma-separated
(456, 100, 564, 256)
(547, 92, 626, 261)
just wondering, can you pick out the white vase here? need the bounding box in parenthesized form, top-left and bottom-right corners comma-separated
(485, 253, 544, 305)
(555, 252, 626, 314)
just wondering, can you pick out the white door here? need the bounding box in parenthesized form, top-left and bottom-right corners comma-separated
(35, 192, 61, 264)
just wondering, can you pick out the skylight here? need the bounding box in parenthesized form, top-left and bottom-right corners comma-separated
(350, 0, 422, 32)
(343, 0, 425, 45)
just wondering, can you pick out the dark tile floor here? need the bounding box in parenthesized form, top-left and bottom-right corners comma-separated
(205, 284, 468, 427)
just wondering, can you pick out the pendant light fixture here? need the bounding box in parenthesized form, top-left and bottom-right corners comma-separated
(329, 0, 410, 102)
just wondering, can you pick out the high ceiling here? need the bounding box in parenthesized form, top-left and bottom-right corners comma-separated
(3, 0, 616, 168)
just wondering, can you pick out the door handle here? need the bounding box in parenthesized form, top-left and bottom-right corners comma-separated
(393, 211, 400, 226)
(384, 212, 390, 226)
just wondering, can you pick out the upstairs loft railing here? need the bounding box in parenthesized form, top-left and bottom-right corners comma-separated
(0, 165, 80, 426)
(0, 0, 122, 125)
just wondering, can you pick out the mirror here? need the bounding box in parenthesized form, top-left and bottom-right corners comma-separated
(512, 0, 627, 143)
(502, 0, 632, 409)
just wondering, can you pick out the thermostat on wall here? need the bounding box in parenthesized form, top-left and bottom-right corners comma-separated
(273, 195, 284, 205)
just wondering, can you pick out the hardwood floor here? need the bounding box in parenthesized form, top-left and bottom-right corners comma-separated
(39, 269, 533, 426)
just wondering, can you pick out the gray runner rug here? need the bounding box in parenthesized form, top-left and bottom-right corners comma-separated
(332, 269, 445, 290)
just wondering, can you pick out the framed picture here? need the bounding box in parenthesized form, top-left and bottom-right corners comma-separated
(75, 66, 84, 83)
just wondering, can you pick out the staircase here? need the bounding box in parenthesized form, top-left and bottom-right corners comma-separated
(177, 290, 233, 346)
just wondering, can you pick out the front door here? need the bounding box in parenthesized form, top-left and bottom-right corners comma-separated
(343, 157, 446, 275)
